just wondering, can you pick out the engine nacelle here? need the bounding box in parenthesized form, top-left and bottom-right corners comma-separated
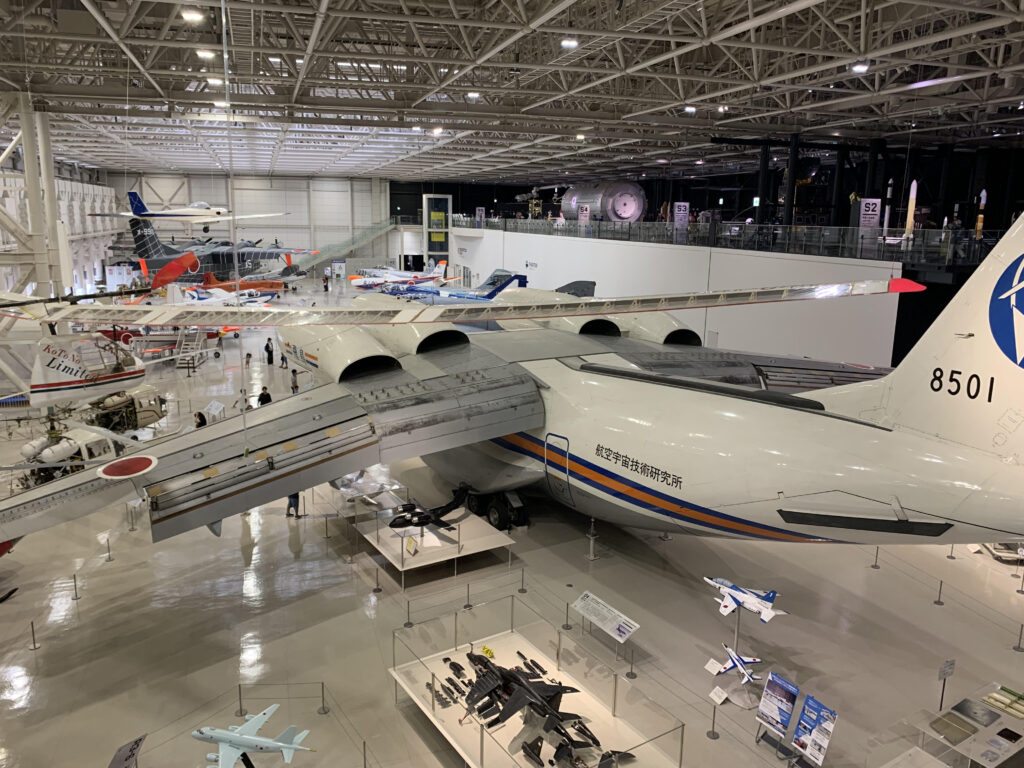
(283, 325, 401, 382)
(542, 312, 701, 345)
(207, 753, 221, 761)
(351, 292, 468, 356)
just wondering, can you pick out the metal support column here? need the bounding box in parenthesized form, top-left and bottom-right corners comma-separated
(865, 138, 883, 199)
(756, 144, 770, 226)
(18, 94, 48, 295)
(783, 133, 799, 226)
(35, 112, 65, 295)
(830, 146, 848, 226)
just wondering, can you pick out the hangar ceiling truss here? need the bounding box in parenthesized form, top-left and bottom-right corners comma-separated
(0, 0, 1020, 181)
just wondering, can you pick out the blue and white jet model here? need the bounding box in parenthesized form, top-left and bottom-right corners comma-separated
(703, 576, 787, 623)
(712, 643, 763, 685)
(192, 703, 313, 767)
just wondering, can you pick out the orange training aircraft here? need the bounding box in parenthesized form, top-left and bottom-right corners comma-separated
(200, 272, 284, 294)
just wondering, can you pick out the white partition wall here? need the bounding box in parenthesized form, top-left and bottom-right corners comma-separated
(450, 227, 903, 367)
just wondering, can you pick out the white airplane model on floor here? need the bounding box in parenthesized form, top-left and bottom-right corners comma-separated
(192, 704, 313, 767)
(348, 260, 446, 289)
(703, 577, 787, 623)
(712, 643, 763, 685)
(9, 217, 1024, 552)
(89, 192, 288, 233)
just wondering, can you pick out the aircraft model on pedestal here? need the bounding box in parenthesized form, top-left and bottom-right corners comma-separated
(386, 486, 470, 531)
(191, 704, 313, 767)
(703, 577, 787, 623)
(92, 192, 288, 233)
(711, 643, 763, 685)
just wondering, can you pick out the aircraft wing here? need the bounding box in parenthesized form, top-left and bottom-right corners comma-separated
(493, 686, 533, 724)
(464, 669, 503, 709)
(43, 276, 921, 329)
(192, 212, 288, 225)
(235, 704, 279, 737)
(216, 743, 244, 768)
(718, 593, 738, 616)
(715, 658, 737, 675)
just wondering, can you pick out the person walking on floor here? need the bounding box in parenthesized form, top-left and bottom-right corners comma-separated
(264, 337, 274, 365)
(245, 352, 252, 368)
(257, 386, 272, 406)
(322, 276, 329, 292)
(286, 491, 300, 518)
(290, 369, 300, 395)
(279, 351, 287, 368)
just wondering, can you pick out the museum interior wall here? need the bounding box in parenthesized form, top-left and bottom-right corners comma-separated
(451, 226, 901, 368)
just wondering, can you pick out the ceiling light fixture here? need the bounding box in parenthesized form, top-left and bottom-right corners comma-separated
(196, 49, 215, 59)
(213, 101, 229, 108)
(207, 77, 223, 86)
(432, 126, 443, 135)
(851, 61, 869, 74)
(575, 133, 585, 140)
(412, 126, 423, 132)
(467, 91, 480, 99)
(268, 56, 281, 63)
(181, 9, 204, 23)
(296, 58, 304, 65)
(560, 29, 579, 49)
(684, 105, 696, 114)
(717, 105, 728, 113)
(656, 158, 668, 164)
(695, 159, 704, 165)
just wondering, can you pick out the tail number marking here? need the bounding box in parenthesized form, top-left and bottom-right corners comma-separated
(930, 367, 994, 402)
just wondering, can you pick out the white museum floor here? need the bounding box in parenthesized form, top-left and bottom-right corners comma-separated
(1, 277, 1023, 768)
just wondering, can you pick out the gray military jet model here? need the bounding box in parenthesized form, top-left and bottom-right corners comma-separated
(460, 651, 633, 767)
(386, 486, 470, 531)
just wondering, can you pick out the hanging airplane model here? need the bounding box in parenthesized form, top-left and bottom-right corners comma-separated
(9, 216, 1024, 552)
(703, 577, 787, 623)
(91, 192, 288, 233)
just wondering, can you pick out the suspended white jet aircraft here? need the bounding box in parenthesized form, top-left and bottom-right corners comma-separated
(192, 704, 313, 767)
(90, 192, 288, 233)
(703, 577, 787, 623)
(711, 643, 763, 685)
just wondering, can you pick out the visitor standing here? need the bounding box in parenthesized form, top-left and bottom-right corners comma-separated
(264, 337, 274, 365)
(257, 386, 272, 406)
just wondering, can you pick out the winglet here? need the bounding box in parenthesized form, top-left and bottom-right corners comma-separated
(888, 277, 926, 293)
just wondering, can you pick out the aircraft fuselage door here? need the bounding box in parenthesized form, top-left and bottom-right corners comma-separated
(544, 433, 575, 508)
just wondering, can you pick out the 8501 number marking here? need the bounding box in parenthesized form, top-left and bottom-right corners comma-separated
(930, 368, 994, 402)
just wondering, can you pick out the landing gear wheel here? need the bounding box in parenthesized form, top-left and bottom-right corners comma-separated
(213, 350, 221, 359)
(511, 506, 529, 527)
(486, 501, 510, 530)
(233, 332, 240, 339)
(466, 493, 482, 515)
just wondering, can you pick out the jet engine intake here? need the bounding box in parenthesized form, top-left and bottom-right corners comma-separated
(283, 325, 401, 382)
(543, 312, 701, 345)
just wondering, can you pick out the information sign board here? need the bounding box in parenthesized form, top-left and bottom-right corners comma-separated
(792, 695, 837, 766)
(577, 204, 591, 223)
(859, 198, 881, 228)
(709, 686, 729, 705)
(475, 206, 486, 221)
(571, 591, 638, 643)
(107, 734, 146, 768)
(673, 201, 690, 224)
(756, 672, 800, 738)
(939, 659, 956, 681)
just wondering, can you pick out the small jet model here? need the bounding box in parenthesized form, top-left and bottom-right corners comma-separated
(349, 260, 446, 289)
(387, 487, 469, 531)
(711, 643, 763, 685)
(91, 192, 288, 233)
(199, 271, 284, 294)
(703, 576, 787, 623)
(382, 271, 528, 303)
(182, 286, 275, 306)
(191, 703, 313, 767)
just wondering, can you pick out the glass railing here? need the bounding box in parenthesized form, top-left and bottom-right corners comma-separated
(452, 214, 1004, 266)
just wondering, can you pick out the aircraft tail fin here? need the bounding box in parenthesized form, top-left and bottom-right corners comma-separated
(430, 260, 447, 278)
(483, 274, 528, 300)
(276, 725, 298, 743)
(129, 217, 178, 260)
(127, 191, 149, 215)
(763, 589, 778, 604)
(202, 271, 216, 287)
(818, 214, 1024, 459)
(151, 251, 200, 290)
(281, 748, 295, 764)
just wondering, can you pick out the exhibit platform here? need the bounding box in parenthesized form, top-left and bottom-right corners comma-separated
(356, 506, 514, 573)
(389, 594, 683, 768)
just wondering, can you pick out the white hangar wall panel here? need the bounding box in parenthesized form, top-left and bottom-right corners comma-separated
(450, 227, 901, 368)
(108, 174, 389, 258)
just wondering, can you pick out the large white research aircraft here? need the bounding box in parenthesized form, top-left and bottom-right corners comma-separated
(4, 216, 1024, 548)
(90, 192, 287, 233)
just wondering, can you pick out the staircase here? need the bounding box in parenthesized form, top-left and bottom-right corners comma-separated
(175, 328, 207, 371)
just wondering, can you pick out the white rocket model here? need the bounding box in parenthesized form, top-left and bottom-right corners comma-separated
(902, 179, 917, 249)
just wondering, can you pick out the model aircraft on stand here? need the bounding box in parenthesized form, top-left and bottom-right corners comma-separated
(91, 192, 288, 233)
(710, 643, 763, 685)
(386, 486, 470, 531)
(191, 704, 313, 767)
(349, 260, 447, 289)
(11, 217, 1024, 552)
(703, 577, 788, 623)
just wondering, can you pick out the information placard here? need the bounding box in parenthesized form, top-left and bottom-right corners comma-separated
(858, 198, 881, 228)
(673, 201, 690, 225)
(756, 672, 799, 738)
(792, 695, 837, 766)
(571, 591, 638, 643)
(475, 206, 486, 222)
(577, 204, 591, 223)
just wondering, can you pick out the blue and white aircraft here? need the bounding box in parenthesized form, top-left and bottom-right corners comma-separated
(381, 270, 527, 303)
(712, 643, 763, 685)
(192, 703, 313, 767)
(703, 576, 787, 623)
(90, 192, 287, 233)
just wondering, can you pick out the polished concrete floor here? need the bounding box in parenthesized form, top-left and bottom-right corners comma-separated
(1, 277, 1023, 768)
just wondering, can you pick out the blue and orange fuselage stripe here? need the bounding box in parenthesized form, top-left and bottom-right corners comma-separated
(491, 432, 826, 543)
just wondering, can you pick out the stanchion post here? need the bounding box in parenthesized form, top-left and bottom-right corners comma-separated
(317, 681, 330, 715)
(323, 514, 330, 539)
(454, 611, 458, 650)
(1015, 624, 1024, 653)
(128, 503, 137, 532)
(518, 567, 527, 594)
(362, 741, 367, 768)
(562, 602, 572, 631)
(106, 536, 113, 562)
(404, 599, 413, 629)
(626, 647, 637, 680)
(707, 704, 720, 740)
(464, 583, 472, 610)
(1016, 566, 1024, 596)
(29, 620, 39, 651)
(947, 544, 956, 560)
(373, 567, 382, 594)
(871, 546, 880, 569)
(72, 573, 80, 601)
(934, 579, 945, 606)
(235, 684, 247, 717)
